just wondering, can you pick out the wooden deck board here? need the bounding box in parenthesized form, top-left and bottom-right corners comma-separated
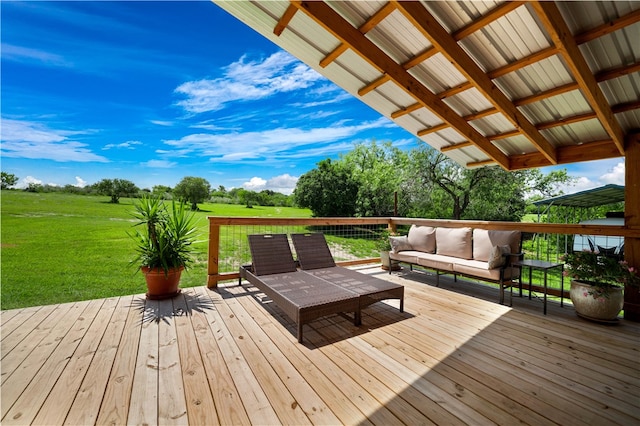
(1, 267, 639, 425)
(64, 295, 133, 426)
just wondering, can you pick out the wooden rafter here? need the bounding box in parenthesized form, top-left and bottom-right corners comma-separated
(392, 45, 559, 118)
(274, 4, 298, 36)
(319, 2, 396, 68)
(537, 100, 640, 130)
(442, 99, 640, 153)
(474, 138, 623, 169)
(574, 8, 640, 44)
(453, 1, 525, 39)
(394, 0, 557, 164)
(383, 1, 530, 107)
(418, 61, 640, 138)
(291, 0, 511, 169)
(531, 1, 625, 155)
(509, 140, 623, 170)
(391, 11, 640, 118)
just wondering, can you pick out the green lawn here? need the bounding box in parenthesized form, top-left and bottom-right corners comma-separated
(0, 191, 311, 309)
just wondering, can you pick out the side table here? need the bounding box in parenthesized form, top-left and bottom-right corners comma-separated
(513, 259, 564, 315)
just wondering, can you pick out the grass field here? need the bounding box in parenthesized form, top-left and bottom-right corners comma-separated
(0, 191, 312, 309)
(1, 191, 569, 310)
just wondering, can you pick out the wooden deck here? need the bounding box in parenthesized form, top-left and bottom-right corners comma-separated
(2, 267, 639, 425)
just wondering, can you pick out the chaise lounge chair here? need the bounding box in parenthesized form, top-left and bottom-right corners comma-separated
(240, 234, 361, 343)
(291, 233, 405, 313)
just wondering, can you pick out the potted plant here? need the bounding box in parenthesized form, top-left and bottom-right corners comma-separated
(377, 229, 401, 271)
(562, 250, 639, 322)
(129, 195, 199, 300)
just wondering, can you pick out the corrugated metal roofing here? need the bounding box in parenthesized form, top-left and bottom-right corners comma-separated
(533, 184, 625, 207)
(213, 0, 640, 170)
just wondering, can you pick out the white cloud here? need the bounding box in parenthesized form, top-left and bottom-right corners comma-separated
(243, 177, 267, 191)
(175, 51, 326, 113)
(1, 43, 72, 67)
(0, 118, 109, 162)
(600, 162, 625, 185)
(103, 140, 142, 150)
(141, 159, 178, 168)
(242, 174, 299, 195)
(267, 174, 299, 195)
(150, 120, 174, 127)
(566, 176, 596, 193)
(74, 176, 87, 188)
(15, 175, 43, 189)
(544, 159, 627, 196)
(163, 117, 393, 164)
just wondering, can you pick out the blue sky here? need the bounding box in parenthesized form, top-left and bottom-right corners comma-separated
(1, 1, 627, 195)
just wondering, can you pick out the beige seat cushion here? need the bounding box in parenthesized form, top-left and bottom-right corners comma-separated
(389, 250, 421, 265)
(453, 259, 520, 281)
(415, 253, 456, 272)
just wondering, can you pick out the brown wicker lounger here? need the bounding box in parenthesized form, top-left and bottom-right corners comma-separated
(291, 233, 405, 313)
(240, 234, 361, 343)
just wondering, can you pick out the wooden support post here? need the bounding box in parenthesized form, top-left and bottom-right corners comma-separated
(624, 130, 640, 321)
(207, 222, 220, 288)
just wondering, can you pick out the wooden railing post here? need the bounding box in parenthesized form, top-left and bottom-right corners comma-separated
(624, 130, 640, 321)
(389, 218, 397, 234)
(207, 222, 220, 288)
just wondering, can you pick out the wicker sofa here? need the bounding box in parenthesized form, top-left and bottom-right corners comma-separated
(389, 225, 522, 304)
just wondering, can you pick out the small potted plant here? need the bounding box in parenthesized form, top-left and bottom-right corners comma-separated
(129, 195, 199, 299)
(562, 250, 639, 321)
(377, 229, 401, 271)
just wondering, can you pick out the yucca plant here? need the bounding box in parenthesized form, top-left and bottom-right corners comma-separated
(129, 195, 198, 275)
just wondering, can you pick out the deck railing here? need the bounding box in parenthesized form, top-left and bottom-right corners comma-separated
(207, 216, 639, 292)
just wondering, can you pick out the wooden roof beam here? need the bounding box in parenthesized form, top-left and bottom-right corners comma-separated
(417, 61, 640, 136)
(319, 2, 395, 68)
(509, 140, 623, 170)
(536, 100, 640, 130)
(444, 99, 639, 152)
(574, 8, 640, 44)
(390, 22, 639, 118)
(274, 4, 298, 36)
(291, 0, 511, 169)
(387, 2, 528, 105)
(532, 1, 625, 155)
(394, 1, 557, 165)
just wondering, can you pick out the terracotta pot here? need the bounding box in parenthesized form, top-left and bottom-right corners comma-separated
(142, 266, 183, 300)
(569, 280, 623, 322)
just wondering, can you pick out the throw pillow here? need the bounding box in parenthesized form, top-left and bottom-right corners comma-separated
(390, 236, 412, 253)
(488, 245, 511, 269)
(473, 229, 521, 262)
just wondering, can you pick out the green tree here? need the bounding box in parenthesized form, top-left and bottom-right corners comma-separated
(340, 141, 408, 216)
(236, 188, 257, 208)
(294, 159, 358, 217)
(173, 176, 211, 210)
(405, 146, 571, 221)
(1, 172, 18, 189)
(211, 185, 227, 198)
(93, 178, 138, 203)
(151, 185, 173, 199)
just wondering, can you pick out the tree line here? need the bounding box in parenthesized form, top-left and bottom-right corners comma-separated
(0, 172, 293, 210)
(293, 142, 573, 221)
(2, 141, 575, 219)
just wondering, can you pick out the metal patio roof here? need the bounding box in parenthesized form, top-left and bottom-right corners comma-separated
(212, 1, 640, 171)
(533, 183, 625, 207)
